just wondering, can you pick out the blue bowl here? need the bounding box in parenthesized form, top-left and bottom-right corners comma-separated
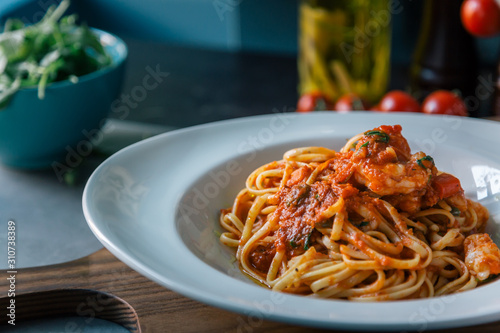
(0, 28, 127, 169)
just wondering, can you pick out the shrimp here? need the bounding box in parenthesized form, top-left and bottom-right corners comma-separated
(464, 233, 500, 281)
(354, 150, 435, 196)
(346, 125, 437, 197)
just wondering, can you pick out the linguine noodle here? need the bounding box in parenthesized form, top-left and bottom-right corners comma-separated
(220, 125, 500, 301)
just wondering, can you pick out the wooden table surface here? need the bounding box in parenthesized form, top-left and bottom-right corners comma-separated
(1, 247, 500, 333)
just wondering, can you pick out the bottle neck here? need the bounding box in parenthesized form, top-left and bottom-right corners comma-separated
(416, 0, 476, 71)
(409, 0, 480, 114)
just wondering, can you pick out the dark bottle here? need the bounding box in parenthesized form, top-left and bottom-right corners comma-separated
(410, 0, 479, 116)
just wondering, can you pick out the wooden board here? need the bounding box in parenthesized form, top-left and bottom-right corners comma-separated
(2, 248, 500, 332)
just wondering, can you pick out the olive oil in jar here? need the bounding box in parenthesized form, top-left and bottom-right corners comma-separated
(298, 0, 392, 105)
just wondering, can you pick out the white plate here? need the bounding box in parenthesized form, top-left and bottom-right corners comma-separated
(83, 112, 500, 331)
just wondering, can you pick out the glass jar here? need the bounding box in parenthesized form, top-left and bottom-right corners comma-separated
(298, 0, 392, 105)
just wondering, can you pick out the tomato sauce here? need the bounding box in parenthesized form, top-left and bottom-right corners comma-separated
(249, 245, 276, 273)
(270, 125, 460, 258)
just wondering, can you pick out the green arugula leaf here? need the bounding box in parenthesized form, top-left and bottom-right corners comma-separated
(0, 0, 112, 109)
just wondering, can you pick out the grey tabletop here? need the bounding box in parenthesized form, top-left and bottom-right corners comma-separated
(0, 39, 299, 270)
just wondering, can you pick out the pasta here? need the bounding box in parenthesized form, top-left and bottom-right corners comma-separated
(219, 125, 500, 301)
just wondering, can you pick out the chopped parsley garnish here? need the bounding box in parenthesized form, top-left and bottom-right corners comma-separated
(290, 240, 298, 248)
(356, 141, 369, 152)
(294, 184, 310, 205)
(417, 155, 434, 169)
(304, 232, 312, 250)
(359, 221, 369, 227)
(450, 206, 461, 216)
(364, 130, 389, 143)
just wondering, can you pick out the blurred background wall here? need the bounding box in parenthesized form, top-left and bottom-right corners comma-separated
(1, 0, 499, 69)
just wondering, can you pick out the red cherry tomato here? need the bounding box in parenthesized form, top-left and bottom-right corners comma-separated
(334, 93, 370, 112)
(296, 92, 334, 112)
(461, 0, 500, 37)
(421, 90, 468, 116)
(377, 90, 420, 113)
